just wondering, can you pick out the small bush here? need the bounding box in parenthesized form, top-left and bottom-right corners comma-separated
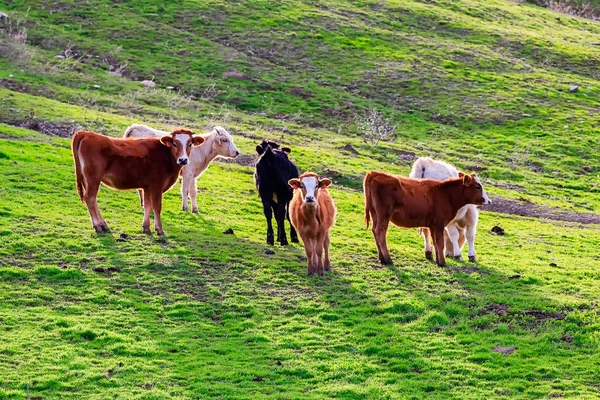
(355, 108, 397, 146)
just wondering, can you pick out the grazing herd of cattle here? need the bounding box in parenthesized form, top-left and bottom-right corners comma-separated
(71, 126, 491, 275)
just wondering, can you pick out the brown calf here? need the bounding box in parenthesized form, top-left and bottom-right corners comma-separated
(364, 171, 490, 266)
(289, 173, 336, 276)
(72, 128, 204, 235)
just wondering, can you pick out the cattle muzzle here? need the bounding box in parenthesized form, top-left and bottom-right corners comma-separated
(177, 157, 188, 165)
(305, 196, 316, 204)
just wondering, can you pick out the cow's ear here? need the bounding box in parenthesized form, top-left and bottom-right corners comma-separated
(462, 174, 473, 186)
(256, 145, 264, 155)
(318, 178, 332, 188)
(160, 136, 173, 147)
(288, 179, 301, 189)
(192, 136, 205, 146)
(458, 171, 465, 178)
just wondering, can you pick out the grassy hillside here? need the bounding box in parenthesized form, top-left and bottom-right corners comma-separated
(1, 0, 600, 399)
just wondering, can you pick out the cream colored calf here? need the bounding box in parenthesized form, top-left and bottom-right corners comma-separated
(124, 124, 239, 213)
(410, 157, 487, 262)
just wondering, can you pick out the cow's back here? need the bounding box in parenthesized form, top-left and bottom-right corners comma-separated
(410, 157, 458, 180)
(123, 124, 168, 139)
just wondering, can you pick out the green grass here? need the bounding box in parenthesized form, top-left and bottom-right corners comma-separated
(1, 0, 600, 398)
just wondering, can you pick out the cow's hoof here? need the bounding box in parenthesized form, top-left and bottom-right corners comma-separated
(93, 225, 104, 233)
(468, 256, 477, 263)
(156, 230, 165, 236)
(142, 227, 152, 235)
(291, 236, 299, 243)
(324, 263, 331, 271)
(437, 263, 447, 267)
(425, 251, 433, 260)
(380, 257, 393, 265)
(280, 240, 289, 246)
(453, 255, 463, 262)
(192, 208, 199, 214)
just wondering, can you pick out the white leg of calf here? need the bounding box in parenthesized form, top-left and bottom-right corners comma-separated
(465, 206, 479, 262)
(190, 179, 199, 214)
(446, 224, 462, 260)
(180, 174, 191, 212)
(466, 226, 477, 261)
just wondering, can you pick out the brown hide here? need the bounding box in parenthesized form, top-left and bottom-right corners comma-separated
(289, 173, 336, 276)
(72, 128, 204, 235)
(363, 171, 486, 266)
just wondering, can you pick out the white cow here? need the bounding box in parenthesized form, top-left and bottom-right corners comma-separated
(124, 124, 239, 213)
(409, 157, 482, 262)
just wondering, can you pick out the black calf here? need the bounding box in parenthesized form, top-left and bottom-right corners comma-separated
(254, 141, 299, 245)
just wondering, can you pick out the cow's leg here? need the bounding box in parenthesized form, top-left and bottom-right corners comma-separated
(275, 203, 288, 246)
(262, 197, 274, 245)
(303, 237, 316, 276)
(286, 205, 299, 243)
(180, 172, 192, 212)
(323, 231, 331, 271)
(190, 178, 200, 214)
(137, 189, 144, 208)
(372, 217, 392, 265)
(151, 190, 165, 236)
(446, 224, 462, 261)
(315, 234, 325, 276)
(432, 226, 446, 267)
(142, 190, 153, 234)
(466, 224, 477, 263)
(421, 227, 433, 260)
(84, 179, 110, 233)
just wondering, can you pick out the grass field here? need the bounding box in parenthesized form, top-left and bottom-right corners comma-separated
(1, 0, 600, 399)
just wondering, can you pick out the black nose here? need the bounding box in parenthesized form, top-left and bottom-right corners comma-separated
(178, 158, 188, 165)
(235, 151, 240, 156)
(306, 197, 315, 202)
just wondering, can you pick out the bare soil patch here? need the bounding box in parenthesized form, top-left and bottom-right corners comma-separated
(480, 303, 567, 321)
(17, 120, 78, 138)
(493, 346, 516, 355)
(338, 143, 360, 155)
(215, 154, 256, 167)
(448, 266, 485, 275)
(0, 78, 31, 94)
(481, 197, 600, 225)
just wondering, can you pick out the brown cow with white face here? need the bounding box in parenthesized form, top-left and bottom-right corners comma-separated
(72, 128, 204, 235)
(363, 171, 491, 267)
(288, 172, 337, 276)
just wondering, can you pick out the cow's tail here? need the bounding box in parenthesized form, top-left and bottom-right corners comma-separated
(71, 130, 87, 203)
(363, 171, 376, 230)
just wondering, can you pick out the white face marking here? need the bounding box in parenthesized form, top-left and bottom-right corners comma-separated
(474, 176, 491, 205)
(174, 133, 192, 164)
(302, 176, 318, 205)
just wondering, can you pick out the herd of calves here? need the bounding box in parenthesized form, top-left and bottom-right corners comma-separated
(71, 126, 491, 276)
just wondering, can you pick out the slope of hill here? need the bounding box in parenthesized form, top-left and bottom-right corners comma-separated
(0, 0, 599, 399)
